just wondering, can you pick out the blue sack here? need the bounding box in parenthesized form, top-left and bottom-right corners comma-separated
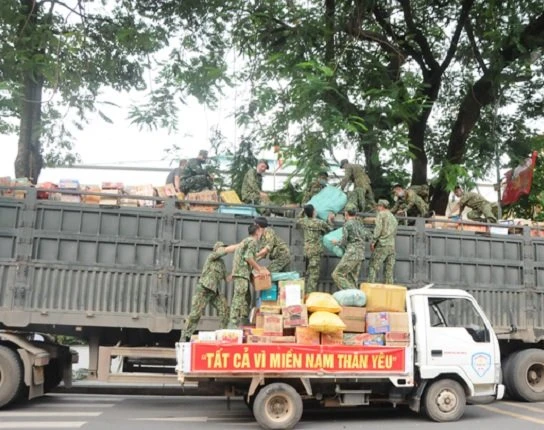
(271, 272, 300, 282)
(260, 283, 278, 301)
(333, 289, 366, 307)
(218, 205, 259, 217)
(308, 185, 348, 220)
(323, 228, 344, 257)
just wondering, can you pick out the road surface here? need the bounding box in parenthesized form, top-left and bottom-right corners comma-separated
(0, 394, 542, 429)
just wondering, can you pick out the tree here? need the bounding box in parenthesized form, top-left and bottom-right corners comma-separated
(0, 1, 167, 182)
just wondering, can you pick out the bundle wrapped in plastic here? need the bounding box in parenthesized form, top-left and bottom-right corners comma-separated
(333, 289, 366, 307)
(323, 228, 344, 257)
(308, 185, 347, 220)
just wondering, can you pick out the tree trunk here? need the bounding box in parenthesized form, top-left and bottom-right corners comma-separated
(14, 73, 44, 183)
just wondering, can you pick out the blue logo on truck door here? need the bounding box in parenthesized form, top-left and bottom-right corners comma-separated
(472, 352, 491, 377)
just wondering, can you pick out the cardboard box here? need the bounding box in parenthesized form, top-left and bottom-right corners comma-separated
(321, 331, 343, 345)
(385, 332, 410, 347)
(263, 315, 283, 336)
(100, 189, 121, 206)
(366, 312, 390, 334)
(360, 283, 406, 312)
(282, 305, 308, 328)
(255, 314, 264, 329)
(215, 329, 243, 344)
(60, 194, 81, 203)
(260, 304, 281, 314)
(362, 333, 385, 346)
(59, 179, 80, 189)
(82, 185, 101, 204)
(278, 280, 305, 307)
(253, 271, 272, 291)
(339, 307, 366, 333)
(260, 283, 278, 301)
(247, 335, 296, 344)
(101, 182, 124, 190)
(389, 312, 409, 333)
(197, 331, 216, 342)
(343, 333, 368, 346)
(295, 327, 320, 345)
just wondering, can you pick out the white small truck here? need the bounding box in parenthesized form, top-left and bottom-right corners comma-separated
(176, 287, 505, 429)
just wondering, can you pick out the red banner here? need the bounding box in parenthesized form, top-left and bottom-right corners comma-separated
(502, 151, 538, 205)
(190, 343, 406, 373)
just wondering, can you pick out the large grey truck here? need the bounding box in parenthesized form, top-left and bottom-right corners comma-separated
(0, 186, 542, 407)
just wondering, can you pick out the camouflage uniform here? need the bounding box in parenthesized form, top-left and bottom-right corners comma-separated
(332, 219, 371, 290)
(367, 210, 398, 284)
(241, 168, 263, 204)
(259, 227, 291, 272)
(181, 245, 230, 340)
(340, 164, 375, 212)
(302, 178, 325, 204)
(391, 189, 428, 217)
(296, 216, 332, 294)
(459, 192, 497, 223)
(409, 184, 430, 202)
(181, 158, 212, 193)
(229, 237, 258, 327)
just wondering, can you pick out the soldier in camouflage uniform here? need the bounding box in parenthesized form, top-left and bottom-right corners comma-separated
(255, 217, 292, 272)
(391, 184, 429, 218)
(241, 159, 269, 204)
(181, 241, 239, 341)
(331, 206, 372, 290)
(181, 150, 213, 193)
(296, 204, 335, 294)
(302, 171, 328, 204)
(368, 199, 398, 284)
(228, 224, 267, 328)
(339, 159, 375, 213)
(454, 186, 497, 223)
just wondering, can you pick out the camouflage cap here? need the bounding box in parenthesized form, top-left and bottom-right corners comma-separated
(344, 204, 357, 212)
(258, 159, 270, 169)
(340, 159, 349, 168)
(198, 149, 209, 158)
(376, 199, 390, 208)
(213, 241, 225, 251)
(254, 216, 269, 228)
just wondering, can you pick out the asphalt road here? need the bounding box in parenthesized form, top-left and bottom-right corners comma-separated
(0, 394, 543, 429)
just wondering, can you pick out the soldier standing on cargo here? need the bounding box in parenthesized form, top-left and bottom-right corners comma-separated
(241, 159, 269, 205)
(229, 224, 268, 327)
(181, 150, 213, 193)
(453, 186, 497, 223)
(390, 184, 430, 218)
(254, 216, 292, 273)
(166, 159, 188, 193)
(331, 206, 372, 290)
(181, 241, 239, 341)
(302, 171, 329, 204)
(368, 199, 398, 284)
(296, 204, 335, 294)
(339, 159, 375, 213)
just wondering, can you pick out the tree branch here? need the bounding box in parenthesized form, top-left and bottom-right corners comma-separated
(439, 0, 474, 73)
(464, 19, 488, 73)
(397, 0, 440, 72)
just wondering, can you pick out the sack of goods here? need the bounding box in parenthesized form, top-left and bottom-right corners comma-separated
(333, 289, 366, 307)
(306, 292, 342, 313)
(308, 185, 347, 220)
(323, 228, 344, 257)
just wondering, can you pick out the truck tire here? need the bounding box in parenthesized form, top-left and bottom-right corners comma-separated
(508, 349, 544, 402)
(423, 379, 466, 422)
(501, 352, 518, 399)
(0, 345, 25, 408)
(44, 359, 63, 393)
(252, 383, 303, 430)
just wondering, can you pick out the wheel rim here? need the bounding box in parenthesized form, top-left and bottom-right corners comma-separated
(526, 362, 544, 392)
(435, 389, 458, 413)
(265, 393, 294, 423)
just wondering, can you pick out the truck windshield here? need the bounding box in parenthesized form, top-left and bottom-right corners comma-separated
(428, 297, 490, 343)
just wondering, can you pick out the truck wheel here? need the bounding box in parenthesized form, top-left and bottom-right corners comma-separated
(0, 345, 25, 408)
(501, 352, 518, 399)
(252, 383, 302, 430)
(424, 379, 466, 422)
(508, 349, 544, 402)
(44, 359, 63, 393)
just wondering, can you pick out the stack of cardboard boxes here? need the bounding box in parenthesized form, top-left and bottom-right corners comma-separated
(58, 179, 81, 203)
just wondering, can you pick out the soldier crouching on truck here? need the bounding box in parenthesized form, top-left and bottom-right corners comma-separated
(331, 205, 372, 290)
(254, 216, 292, 273)
(453, 185, 497, 223)
(180, 149, 214, 193)
(181, 241, 239, 341)
(228, 224, 268, 328)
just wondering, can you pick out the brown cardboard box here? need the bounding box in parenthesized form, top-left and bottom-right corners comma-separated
(82, 185, 101, 204)
(366, 312, 390, 334)
(263, 315, 283, 336)
(321, 331, 343, 345)
(282, 305, 308, 328)
(295, 327, 320, 345)
(252, 271, 272, 291)
(100, 189, 121, 206)
(389, 312, 409, 333)
(339, 307, 366, 333)
(342, 333, 368, 346)
(385, 332, 410, 347)
(361, 333, 385, 346)
(260, 304, 281, 314)
(360, 283, 406, 312)
(247, 335, 296, 344)
(215, 329, 243, 344)
(278, 280, 305, 307)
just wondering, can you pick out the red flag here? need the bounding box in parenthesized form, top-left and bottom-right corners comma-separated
(501, 151, 538, 205)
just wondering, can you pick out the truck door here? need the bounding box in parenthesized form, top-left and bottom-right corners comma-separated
(422, 295, 498, 390)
